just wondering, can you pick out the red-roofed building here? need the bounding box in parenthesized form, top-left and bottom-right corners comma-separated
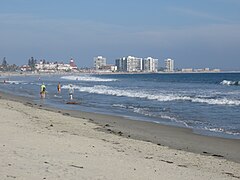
(69, 58, 78, 70)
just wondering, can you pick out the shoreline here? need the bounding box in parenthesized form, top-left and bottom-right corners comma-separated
(1, 91, 240, 164)
(1, 70, 240, 77)
(1, 92, 240, 179)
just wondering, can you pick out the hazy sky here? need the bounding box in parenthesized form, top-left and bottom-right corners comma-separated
(1, 0, 240, 70)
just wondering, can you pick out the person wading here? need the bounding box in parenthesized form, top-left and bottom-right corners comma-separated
(40, 83, 46, 98)
(68, 84, 74, 100)
(57, 82, 61, 94)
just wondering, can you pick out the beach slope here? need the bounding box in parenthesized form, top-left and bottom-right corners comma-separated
(0, 99, 239, 180)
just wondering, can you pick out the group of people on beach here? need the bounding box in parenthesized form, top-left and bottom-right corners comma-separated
(40, 82, 74, 100)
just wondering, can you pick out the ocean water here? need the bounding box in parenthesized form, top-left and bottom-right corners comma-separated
(0, 73, 240, 139)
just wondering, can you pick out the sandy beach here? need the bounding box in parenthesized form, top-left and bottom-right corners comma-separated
(0, 94, 240, 180)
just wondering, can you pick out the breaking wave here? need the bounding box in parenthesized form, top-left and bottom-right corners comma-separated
(61, 75, 117, 82)
(204, 127, 240, 136)
(112, 104, 189, 127)
(68, 85, 240, 106)
(4, 80, 24, 84)
(221, 80, 240, 86)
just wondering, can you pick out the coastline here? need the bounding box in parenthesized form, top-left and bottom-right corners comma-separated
(1, 70, 240, 78)
(1, 91, 240, 163)
(1, 92, 240, 179)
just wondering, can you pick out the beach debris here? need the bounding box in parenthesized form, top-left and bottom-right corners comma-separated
(60, 130, 68, 133)
(212, 154, 224, 158)
(160, 159, 174, 164)
(104, 124, 110, 127)
(202, 151, 211, 155)
(224, 172, 240, 179)
(62, 112, 70, 116)
(118, 131, 123, 136)
(6, 175, 16, 179)
(69, 164, 84, 169)
(178, 164, 187, 168)
(145, 156, 153, 159)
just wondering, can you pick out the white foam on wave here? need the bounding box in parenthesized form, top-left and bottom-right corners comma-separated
(221, 80, 240, 86)
(6, 80, 24, 85)
(191, 97, 240, 105)
(62, 84, 80, 89)
(112, 104, 189, 127)
(76, 85, 240, 106)
(61, 75, 117, 82)
(204, 127, 240, 136)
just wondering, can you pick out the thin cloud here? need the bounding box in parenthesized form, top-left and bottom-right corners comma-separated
(169, 7, 234, 23)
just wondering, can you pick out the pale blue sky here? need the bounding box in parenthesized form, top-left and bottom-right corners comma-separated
(0, 0, 240, 70)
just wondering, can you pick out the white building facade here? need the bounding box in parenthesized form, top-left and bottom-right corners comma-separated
(143, 57, 158, 72)
(94, 56, 107, 70)
(165, 58, 174, 72)
(115, 56, 143, 72)
(35, 59, 77, 72)
(116, 56, 158, 72)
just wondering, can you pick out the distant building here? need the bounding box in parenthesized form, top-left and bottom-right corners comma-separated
(20, 65, 32, 71)
(115, 56, 143, 72)
(126, 56, 142, 72)
(165, 58, 174, 72)
(212, 69, 221, 72)
(34, 58, 78, 72)
(69, 58, 78, 70)
(94, 56, 107, 70)
(181, 68, 193, 72)
(115, 57, 127, 71)
(143, 57, 158, 72)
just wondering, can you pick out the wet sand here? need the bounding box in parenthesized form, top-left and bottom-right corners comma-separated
(0, 92, 240, 179)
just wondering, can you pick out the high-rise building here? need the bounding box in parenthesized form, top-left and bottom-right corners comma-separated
(115, 56, 143, 72)
(94, 56, 106, 70)
(126, 56, 142, 72)
(164, 58, 174, 72)
(143, 57, 158, 72)
(115, 57, 127, 71)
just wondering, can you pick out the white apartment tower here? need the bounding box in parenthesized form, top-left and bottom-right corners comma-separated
(115, 56, 143, 72)
(94, 56, 107, 70)
(143, 57, 158, 72)
(126, 56, 143, 72)
(165, 58, 174, 72)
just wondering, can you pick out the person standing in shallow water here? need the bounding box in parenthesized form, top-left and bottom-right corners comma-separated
(57, 82, 61, 94)
(68, 84, 74, 100)
(40, 83, 46, 98)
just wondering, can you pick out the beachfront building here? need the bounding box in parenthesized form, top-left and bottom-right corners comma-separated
(181, 68, 193, 73)
(69, 58, 78, 70)
(115, 57, 127, 72)
(126, 56, 143, 72)
(115, 56, 143, 72)
(165, 58, 174, 72)
(35, 58, 78, 72)
(94, 56, 107, 70)
(143, 57, 158, 72)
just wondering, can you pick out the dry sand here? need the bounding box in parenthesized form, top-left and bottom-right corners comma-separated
(0, 98, 240, 180)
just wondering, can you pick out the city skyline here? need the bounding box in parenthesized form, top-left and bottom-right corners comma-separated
(1, 0, 240, 70)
